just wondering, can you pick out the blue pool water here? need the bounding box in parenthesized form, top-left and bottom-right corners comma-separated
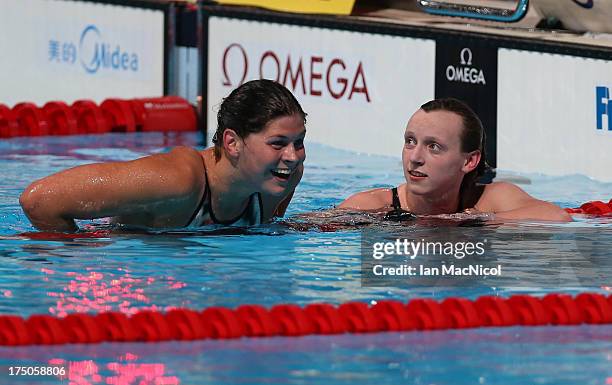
(0, 132, 611, 385)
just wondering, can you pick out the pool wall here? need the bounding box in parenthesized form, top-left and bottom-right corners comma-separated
(2, 0, 611, 183)
(198, 4, 612, 182)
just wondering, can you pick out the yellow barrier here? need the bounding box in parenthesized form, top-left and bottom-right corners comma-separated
(216, 0, 356, 15)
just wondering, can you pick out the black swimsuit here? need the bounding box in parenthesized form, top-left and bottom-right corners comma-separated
(185, 163, 263, 227)
(383, 185, 486, 221)
(383, 187, 417, 222)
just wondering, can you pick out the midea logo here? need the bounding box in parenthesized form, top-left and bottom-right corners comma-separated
(79, 25, 139, 74)
(446, 47, 486, 85)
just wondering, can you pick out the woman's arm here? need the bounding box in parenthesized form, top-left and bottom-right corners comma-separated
(477, 182, 572, 222)
(19, 147, 205, 231)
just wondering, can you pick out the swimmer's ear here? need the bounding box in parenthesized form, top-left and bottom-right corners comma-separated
(462, 150, 481, 174)
(223, 128, 242, 158)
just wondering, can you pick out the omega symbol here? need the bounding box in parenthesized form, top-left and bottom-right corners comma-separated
(222, 43, 249, 87)
(460, 48, 473, 66)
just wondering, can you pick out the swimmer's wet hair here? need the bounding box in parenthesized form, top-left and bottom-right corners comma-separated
(213, 79, 307, 159)
(421, 98, 490, 210)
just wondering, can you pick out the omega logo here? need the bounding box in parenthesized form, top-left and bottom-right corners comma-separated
(221, 43, 371, 102)
(222, 43, 248, 87)
(446, 47, 486, 85)
(460, 47, 473, 66)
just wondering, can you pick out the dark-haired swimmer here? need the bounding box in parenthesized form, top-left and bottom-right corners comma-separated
(20, 80, 307, 232)
(339, 98, 571, 222)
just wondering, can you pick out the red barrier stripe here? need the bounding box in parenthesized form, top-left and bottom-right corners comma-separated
(1, 293, 610, 346)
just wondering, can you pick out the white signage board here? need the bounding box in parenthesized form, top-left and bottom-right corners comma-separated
(207, 17, 435, 157)
(498, 49, 612, 182)
(0, 0, 164, 106)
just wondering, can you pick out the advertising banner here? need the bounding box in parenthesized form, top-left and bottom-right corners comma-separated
(0, 0, 165, 106)
(435, 41, 498, 168)
(498, 49, 612, 182)
(207, 17, 435, 157)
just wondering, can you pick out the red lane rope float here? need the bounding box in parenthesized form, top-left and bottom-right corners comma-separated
(13, 102, 50, 136)
(1, 293, 610, 346)
(131, 96, 197, 132)
(565, 199, 612, 216)
(42, 101, 79, 136)
(72, 100, 110, 134)
(0, 104, 20, 138)
(101, 99, 137, 133)
(0, 96, 197, 138)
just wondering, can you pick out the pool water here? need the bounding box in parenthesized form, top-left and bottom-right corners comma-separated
(0, 132, 610, 385)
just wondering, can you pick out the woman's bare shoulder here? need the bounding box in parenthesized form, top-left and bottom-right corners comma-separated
(147, 146, 204, 175)
(112, 146, 207, 200)
(338, 188, 392, 210)
(151, 146, 204, 167)
(477, 181, 529, 210)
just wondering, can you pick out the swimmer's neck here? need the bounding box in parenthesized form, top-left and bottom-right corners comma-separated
(202, 149, 256, 217)
(400, 184, 462, 215)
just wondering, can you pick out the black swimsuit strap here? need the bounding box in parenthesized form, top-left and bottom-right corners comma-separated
(384, 187, 417, 222)
(391, 187, 402, 211)
(185, 157, 209, 227)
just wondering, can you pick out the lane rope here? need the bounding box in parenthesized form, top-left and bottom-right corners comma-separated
(1, 293, 610, 345)
(1, 96, 196, 137)
(565, 199, 612, 216)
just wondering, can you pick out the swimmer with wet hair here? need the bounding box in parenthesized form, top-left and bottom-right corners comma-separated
(20, 79, 307, 231)
(339, 98, 571, 222)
